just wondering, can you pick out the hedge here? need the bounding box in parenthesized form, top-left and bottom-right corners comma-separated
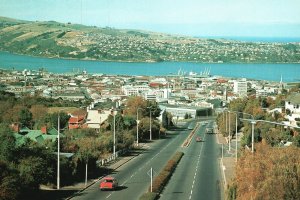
(150, 151, 184, 193)
(139, 192, 158, 200)
(139, 151, 184, 199)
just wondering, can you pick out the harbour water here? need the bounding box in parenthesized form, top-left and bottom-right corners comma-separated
(0, 51, 299, 82)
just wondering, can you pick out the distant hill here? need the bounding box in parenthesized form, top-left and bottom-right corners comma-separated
(0, 16, 299, 63)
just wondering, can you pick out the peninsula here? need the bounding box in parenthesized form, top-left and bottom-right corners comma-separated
(0, 16, 299, 63)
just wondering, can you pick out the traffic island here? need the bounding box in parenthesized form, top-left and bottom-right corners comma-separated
(181, 122, 200, 147)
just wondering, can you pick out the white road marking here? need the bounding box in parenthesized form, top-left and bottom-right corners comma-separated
(189, 131, 207, 200)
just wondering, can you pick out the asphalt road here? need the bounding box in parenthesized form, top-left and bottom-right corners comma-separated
(160, 119, 222, 200)
(71, 122, 193, 200)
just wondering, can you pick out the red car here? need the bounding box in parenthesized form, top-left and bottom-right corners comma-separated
(100, 176, 118, 190)
(196, 136, 202, 142)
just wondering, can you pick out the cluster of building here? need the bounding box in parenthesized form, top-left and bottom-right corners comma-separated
(56, 29, 300, 63)
(1, 67, 299, 133)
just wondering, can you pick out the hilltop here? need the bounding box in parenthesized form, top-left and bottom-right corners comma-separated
(0, 16, 299, 63)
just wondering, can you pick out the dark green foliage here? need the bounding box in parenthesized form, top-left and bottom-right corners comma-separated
(46, 112, 70, 130)
(0, 161, 21, 200)
(293, 135, 300, 147)
(18, 108, 33, 128)
(227, 182, 237, 200)
(123, 116, 137, 130)
(146, 101, 161, 118)
(0, 125, 56, 198)
(56, 31, 66, 38)
(161, 111, 173, 129)
(0, 125, 16, 162)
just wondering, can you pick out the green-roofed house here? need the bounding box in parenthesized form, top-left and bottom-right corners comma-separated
(13, 126, 59, 146)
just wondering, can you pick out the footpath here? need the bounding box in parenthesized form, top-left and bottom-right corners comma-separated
(216, 131, 238, 192)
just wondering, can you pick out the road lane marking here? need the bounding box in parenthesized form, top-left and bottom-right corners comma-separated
(189, 131, 207, 200)
(116, 133, 180, 194)
(106, 194, 112, 198)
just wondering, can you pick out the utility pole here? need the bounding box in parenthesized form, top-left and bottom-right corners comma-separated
(251, 121, 255, 153)
(150, 110, 152, 141)
(235, 113, 238, 162)
(229, 111, 231, 151)
(113, 112, 116, 159)
(136, 108, 142, 146)
(57, 114, 60, 190)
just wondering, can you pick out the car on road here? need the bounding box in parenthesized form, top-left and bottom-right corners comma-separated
(99, 176, 118, 190)
(206, 127, 214, 134)
(188, 124, 194, 130)
(195, 136, 202, 142)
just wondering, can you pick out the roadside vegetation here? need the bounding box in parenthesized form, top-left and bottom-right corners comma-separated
(0, 92, 174, 200)
(216, 84, 300, 199)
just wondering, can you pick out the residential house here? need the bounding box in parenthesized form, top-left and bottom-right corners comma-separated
(285, 93, 300, 127)
(13, 126, 58, 146)
(68, 115, 86, 129)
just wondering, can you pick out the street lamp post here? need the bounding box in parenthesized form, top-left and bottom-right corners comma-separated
(235, 113, 238, 162)
(136, 108, 143, 147)
(57, 114, 60, 190)
(56, 108, 67, 190)
(150, 110, 152, 141)
(228, 111, 231, 151)
(251, 120, 255, 153)
(113, 111, 116, 159)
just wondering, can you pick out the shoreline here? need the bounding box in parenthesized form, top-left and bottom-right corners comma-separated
(0, 50, 300, 65)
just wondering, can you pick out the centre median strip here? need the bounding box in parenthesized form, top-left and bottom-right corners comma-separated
(139, 151, 184, 200)
(181, 122, 201, 147)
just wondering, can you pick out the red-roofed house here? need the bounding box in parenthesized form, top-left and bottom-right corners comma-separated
(68, 115, 86, 129)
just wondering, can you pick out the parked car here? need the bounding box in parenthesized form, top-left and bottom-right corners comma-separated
(196, 136, 202, 142)
(100, 176, 118, 190)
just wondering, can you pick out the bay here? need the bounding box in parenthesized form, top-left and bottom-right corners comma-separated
(0, 51, 299, 82)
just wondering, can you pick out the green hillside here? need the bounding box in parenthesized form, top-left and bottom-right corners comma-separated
(0, 16, 299, 63)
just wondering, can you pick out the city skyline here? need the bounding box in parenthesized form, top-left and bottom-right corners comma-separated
(0, 0, 300, 37)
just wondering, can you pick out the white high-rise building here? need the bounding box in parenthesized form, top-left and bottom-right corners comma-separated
(233, 78, 248, 97)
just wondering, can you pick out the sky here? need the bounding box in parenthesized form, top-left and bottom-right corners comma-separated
(1, 0, 300, 38)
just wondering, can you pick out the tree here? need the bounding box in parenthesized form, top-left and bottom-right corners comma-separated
(73, 137, 101, 183)
(30, 105, 48, 128)
(234, 144, 300, 199)
(145, 101, 161, 118)
(228, 98, 246, 113)
(184, 113, 189, 119)
(138, 117, 160, 140)
(0, 124, 16, 162)
(107, 112, 125, 132)
(18, 108, 33, 128)
(162, 111, 173, 129)
(45, 111, 70, 129)
(0, 161, 21, 200)
(124, 96, 147, 117)
(123, 116, 137, 130)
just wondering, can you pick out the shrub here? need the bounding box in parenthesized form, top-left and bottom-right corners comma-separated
(152, 171, 169, 193)
(139, 192, 158, 200)
(148, 151, 184, 193)
(164, 159, 175, 172)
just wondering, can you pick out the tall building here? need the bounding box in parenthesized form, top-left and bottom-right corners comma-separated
(233, 78, 247, 97)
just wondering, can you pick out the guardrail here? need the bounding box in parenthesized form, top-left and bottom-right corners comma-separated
(97, 148, 129, 166)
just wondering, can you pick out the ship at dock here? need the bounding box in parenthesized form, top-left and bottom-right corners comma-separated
(175, 67, 211, 78)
